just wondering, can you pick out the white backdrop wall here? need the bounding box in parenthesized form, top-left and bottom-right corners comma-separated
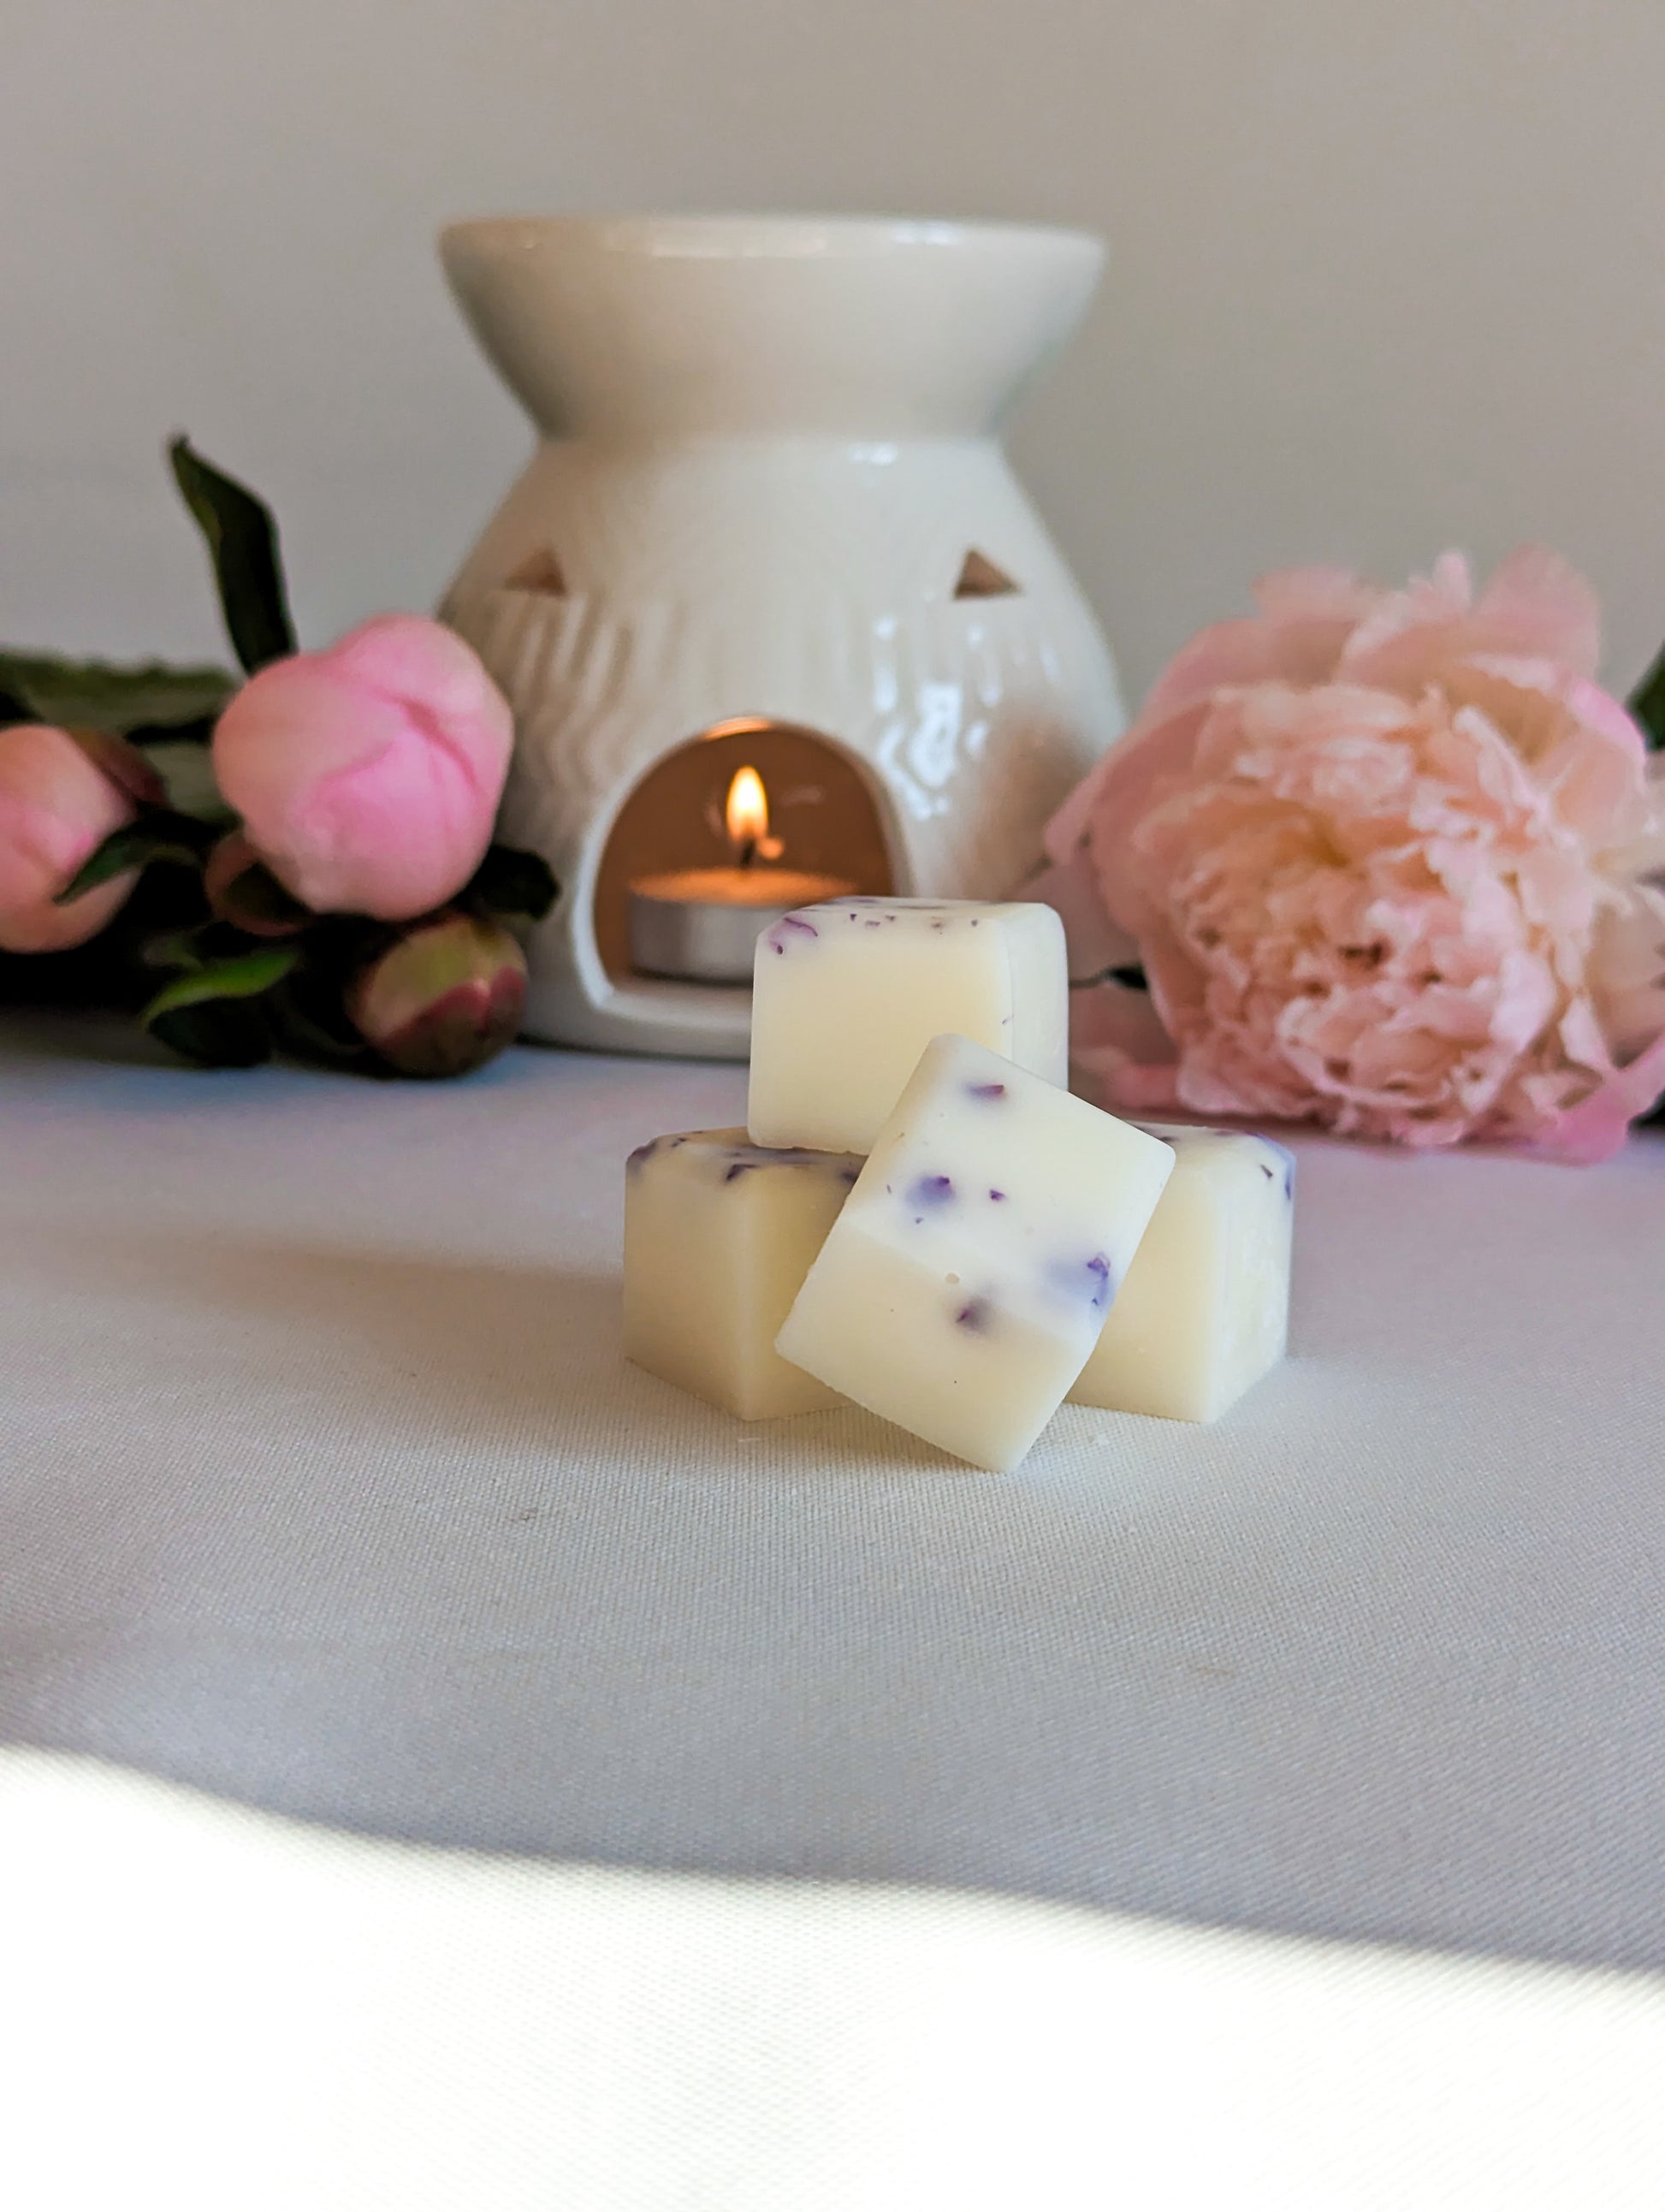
(7, 0, 1665, 709)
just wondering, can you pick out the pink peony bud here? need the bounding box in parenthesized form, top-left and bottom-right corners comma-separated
(347, 910, 525, 1076)
(0, 722, 140, 952)
(211, 615, 514, 922)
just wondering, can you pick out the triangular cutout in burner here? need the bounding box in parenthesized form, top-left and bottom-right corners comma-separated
(952, 549, 1020, 599)
(506, 549, 567, 596)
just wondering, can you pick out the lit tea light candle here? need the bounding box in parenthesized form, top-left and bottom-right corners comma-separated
(628, 766, 856, 984)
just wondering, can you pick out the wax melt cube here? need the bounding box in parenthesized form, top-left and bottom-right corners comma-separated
(775, 1035, 1174, 1471)
(624, 1129, 862, 1420)
(1070, 1125, 1295, 1423)
(748, 898, 1067, 1154)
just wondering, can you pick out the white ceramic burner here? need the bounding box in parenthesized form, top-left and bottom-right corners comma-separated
(440, 213, 1125, 1059)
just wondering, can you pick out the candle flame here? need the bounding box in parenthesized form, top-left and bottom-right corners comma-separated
(726, 766, 769, 851)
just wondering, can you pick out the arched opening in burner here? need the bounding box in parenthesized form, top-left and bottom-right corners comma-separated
(593, 719, 897, 986)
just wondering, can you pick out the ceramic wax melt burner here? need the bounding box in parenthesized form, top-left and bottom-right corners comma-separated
(439, 213, 1126, 1059)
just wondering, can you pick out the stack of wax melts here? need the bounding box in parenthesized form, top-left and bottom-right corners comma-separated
(622, 896, 1295, 1470)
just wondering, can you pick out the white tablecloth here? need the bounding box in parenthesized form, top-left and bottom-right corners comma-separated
(4, 1011, 1665, 2204)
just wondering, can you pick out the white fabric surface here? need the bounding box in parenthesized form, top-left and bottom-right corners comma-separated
(4, 1011, 1665, 2202)
(3, 1749, 1665, 2211)
(3, 1011, 1664, 1960)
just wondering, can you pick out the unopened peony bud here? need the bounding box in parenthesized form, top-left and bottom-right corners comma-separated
(347, 910, 525, 1077)
(0, 722, 142, 952)
(211, 615, 514, 922)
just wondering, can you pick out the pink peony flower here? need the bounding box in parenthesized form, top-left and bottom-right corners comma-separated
(212, 615, 514, 922)
(1046, 549, 1665, 1161)
(0, 721, 146, 953)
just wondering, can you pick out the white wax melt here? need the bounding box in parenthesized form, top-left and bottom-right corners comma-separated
(747, 898, 1067, 1154)
(1070, 1124, 1295, 1423)
(624, 1128, 862, 1420)
(776, 1035, 1174, 1471)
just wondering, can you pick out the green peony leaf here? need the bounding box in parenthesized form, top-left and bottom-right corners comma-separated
(168, 436, 297, 676)
(140, 928, 210, 972)
(270, 977, 376, 1068)
(141, 942, 299, 1025)
(138, 738, 235, 823)
(143, 916, 298, 973)
(1069, 962, 1149, 993)
(0, 649, 235, 734)
(54, 809, 217, 904)
(1629, 640, 1665, 752)
(465, 842, 559, 922)
(212, 852, 310, 934)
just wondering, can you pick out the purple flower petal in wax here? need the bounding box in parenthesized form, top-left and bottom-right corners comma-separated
(1047, 1251, 1116, 1313)
(955, 1297, 993, 1333)
(964, 1082, 1007, 1101)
